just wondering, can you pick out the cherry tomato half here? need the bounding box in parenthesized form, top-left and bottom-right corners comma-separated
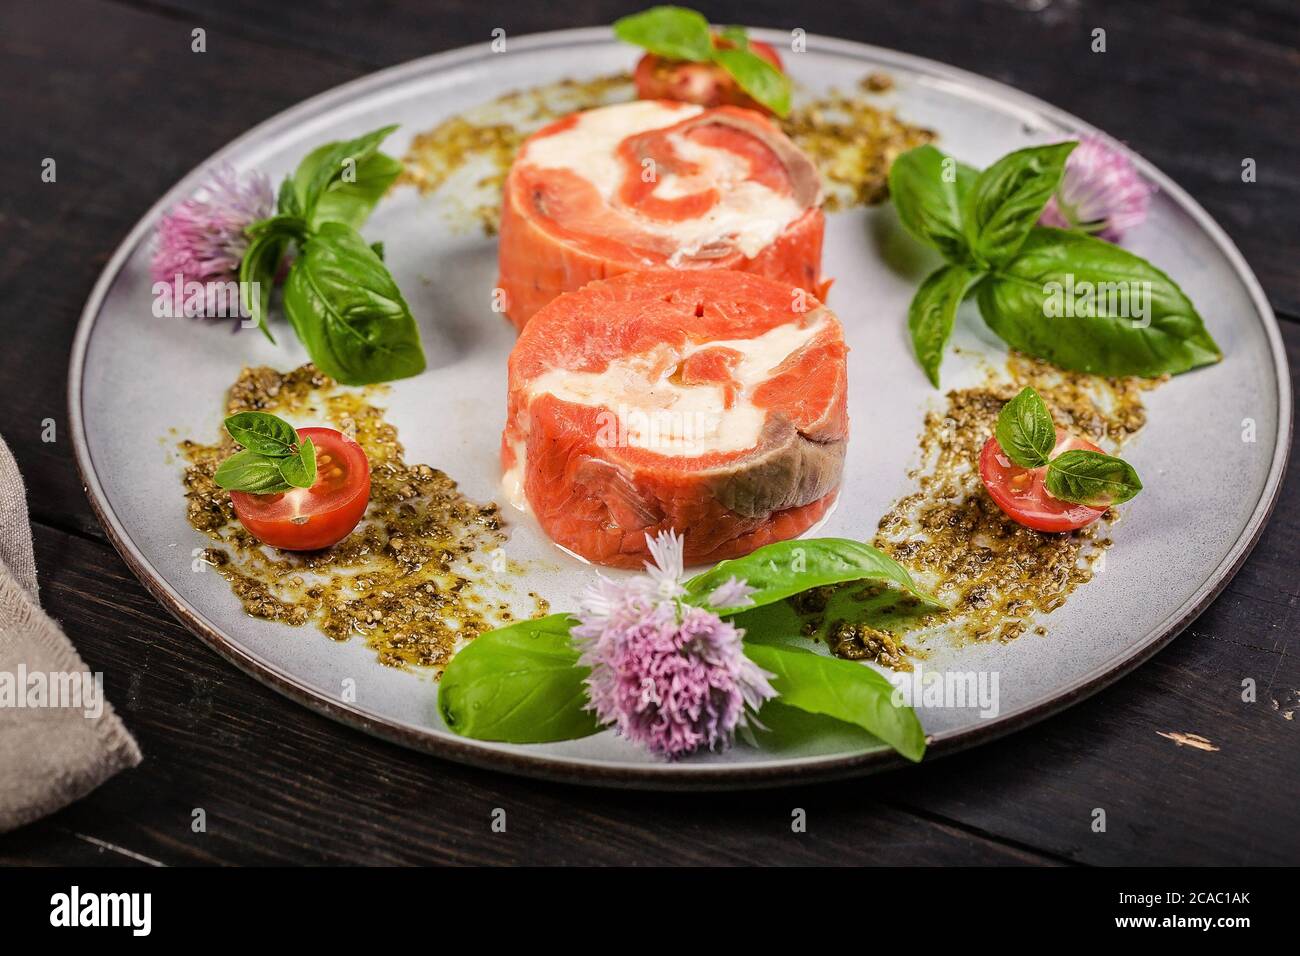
(230, 427, 370, 551)
(633, 37, 784, 114)
(978, 427, 1107, 533)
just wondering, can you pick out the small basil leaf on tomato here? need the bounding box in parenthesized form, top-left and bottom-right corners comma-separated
(213, 449, 293, 495)
(224, 411, 299, 458)
(888, 145, 980, 264)
(962, 142, 1075, 266)
(718, 24, 748, 48)
(994, 386, 1056, 469)
(908, 264, 984, 387)
(277, 436, 317, 489)
(1045, 449, 1143, 506)
(613, 6, 714, 61)
(712, 46, 792, 116)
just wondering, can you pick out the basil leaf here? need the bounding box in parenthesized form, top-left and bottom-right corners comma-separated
(239, 224, 290, 344)
(613, 5, 713, 61)
(888, 145, 980, 263)
(963, 141, 1075, 266)
(978, 227, 1222, 376)
(277, 436, 317, 489)
(276, 176, 302, 219)
(307, 151, 403, 231)
(283, 221, 426, 385)
(718, 25, 748, 48)
(751, 700, 883, 753)
(908, 263, 984, 387)
(223, 411, 299, 458)
(437, 614, 602, 744)
(1046, 449, 1142, 506)
(712, 46, 792, 117)
(683, 538, 939, 616)
(743, 643, 926, 762)
(730, 578, 936, 651)
(213, 449, 293, 495)
(291, 125, 399, 226)
(995, 386, 1056, 468)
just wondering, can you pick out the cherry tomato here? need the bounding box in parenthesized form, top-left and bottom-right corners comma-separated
(230, 427, 370, 551)
(633, 37, 784, 114)
(979, 428, 1107, 533)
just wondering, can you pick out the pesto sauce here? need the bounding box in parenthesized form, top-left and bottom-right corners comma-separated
(180, 365, 547, 670)
(873, 353, 1160, 648)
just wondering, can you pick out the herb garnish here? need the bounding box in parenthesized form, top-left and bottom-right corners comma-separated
(614, 6, 792, 116)
(994, 387, 1142, 507)
(439, 536, 941, 761)
(213, 411, 317, 495)
(889, 142, 1221, 385)
(240, 126, 427, 386)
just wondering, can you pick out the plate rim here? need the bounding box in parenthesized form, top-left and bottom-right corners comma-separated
(67, 26, 1294, 790)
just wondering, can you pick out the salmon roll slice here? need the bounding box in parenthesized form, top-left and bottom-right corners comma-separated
(497, 100, 826, 329)
(502, 270, 847, 568)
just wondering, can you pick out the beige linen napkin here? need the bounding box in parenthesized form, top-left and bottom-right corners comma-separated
(0, 433, 141, 832)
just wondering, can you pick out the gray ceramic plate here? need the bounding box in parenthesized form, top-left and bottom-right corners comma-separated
(69, 28, 1291, 788)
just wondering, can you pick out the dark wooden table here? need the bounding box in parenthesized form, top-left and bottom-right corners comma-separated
(1, 0, 1296, 866)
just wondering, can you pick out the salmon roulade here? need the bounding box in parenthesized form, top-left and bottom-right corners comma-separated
(502, 270, 848, 569)
(497, 99, 826, 329)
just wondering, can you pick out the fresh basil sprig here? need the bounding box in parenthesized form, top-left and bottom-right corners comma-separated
(239, 126, 427, 385)
(287, 125, 403, 230)
(283, 222, 425, 386)
(743, 642, 926, 761)
(614, 6, 792, 116)
(994, 387, 1142, 506)
(682, 537, 940, 615)
(889, 142, 1221, 385)
(212, 412, 317, 494)
(438, 538, 935, 760)
(977, 227, 1221, 378)
(437, 614, 602, 744)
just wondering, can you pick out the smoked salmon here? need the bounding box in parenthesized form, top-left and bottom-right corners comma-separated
(502, 270, 848, 568)
(497, 100, 826, 329)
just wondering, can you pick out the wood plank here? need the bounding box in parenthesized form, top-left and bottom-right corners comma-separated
(0, 0, 365, 539)
(0, 0, 1295, 865)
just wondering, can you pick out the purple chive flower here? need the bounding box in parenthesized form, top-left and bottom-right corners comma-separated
(1039, 135, 1153, 243)
(572, 531, 775, 761)
(151, 164, 274, 317)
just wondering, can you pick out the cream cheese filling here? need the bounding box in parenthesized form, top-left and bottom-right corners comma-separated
(521, 100, 804, 263)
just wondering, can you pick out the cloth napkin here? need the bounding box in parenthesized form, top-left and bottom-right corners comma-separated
(0, 433, 141, 832)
